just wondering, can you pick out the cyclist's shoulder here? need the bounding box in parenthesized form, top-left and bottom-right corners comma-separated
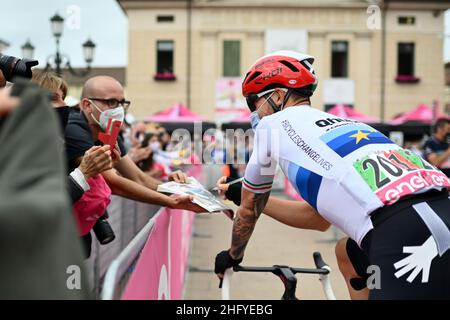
(261, 106, 326, 132)
(263, 105, 317, 122)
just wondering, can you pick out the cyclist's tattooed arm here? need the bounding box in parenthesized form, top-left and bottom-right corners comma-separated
(229, 188, 270, 260)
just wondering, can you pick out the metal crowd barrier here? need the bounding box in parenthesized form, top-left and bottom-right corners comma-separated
(101, 208, 164, 300)
(84, 196, 161, 299)
(83, 165, 214, 299)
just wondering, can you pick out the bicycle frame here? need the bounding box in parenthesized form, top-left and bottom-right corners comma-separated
(221, 252, 336, 300)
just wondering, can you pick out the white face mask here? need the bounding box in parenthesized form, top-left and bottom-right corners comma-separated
(90, 99, 125, 131)
(149, 141, 161, 151)
(250, 111, 260, 130)
(249, 91, 275, 130)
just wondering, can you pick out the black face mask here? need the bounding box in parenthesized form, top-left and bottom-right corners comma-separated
(54, 106, 71, 131)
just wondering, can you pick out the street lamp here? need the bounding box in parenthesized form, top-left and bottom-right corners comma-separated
(83, 39, 96, 64)
(50, 13, 64, 39)
(45, 12, 96, 77)
(21, 39, 35, 60)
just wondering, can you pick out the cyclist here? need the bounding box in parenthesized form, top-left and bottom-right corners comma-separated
(214, 51, 450, 299)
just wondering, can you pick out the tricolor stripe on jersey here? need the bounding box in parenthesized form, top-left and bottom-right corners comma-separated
(242, 178, 273, 192)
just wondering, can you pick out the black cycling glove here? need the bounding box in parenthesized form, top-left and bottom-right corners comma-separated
(215, 250, 243, 276)
(224, 177, 243, 206)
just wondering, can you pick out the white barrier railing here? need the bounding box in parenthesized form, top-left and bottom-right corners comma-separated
(101, 208, 163, 300)
(90, 165, 202, 299)
(84, 197, 161, 298)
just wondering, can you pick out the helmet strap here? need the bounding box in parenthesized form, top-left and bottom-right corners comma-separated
(268, 98, 280, 113)
(280, 89, 292, 111)
(268, 89, 292, 113)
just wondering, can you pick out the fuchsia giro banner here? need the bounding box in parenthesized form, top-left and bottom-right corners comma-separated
(121, 208, 195, 300)
(121, 166, 201, 300)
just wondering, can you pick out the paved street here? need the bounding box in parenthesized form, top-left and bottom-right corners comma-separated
(185, 192, 350, 300)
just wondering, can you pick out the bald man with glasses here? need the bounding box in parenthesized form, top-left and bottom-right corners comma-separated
(64, 76, 204, 254)
(66, 75, 203, 211)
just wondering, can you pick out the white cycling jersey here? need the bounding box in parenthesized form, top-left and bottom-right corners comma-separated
(243, 106, 450, 245)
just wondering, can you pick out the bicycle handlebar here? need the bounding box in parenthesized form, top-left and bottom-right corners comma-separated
(221, 252, 336, 300)
(233, 265, 329, 275)
(232, 252, 330, 275)
(313, 251, 328, 269)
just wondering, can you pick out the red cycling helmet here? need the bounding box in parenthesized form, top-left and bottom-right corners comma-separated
(242, 50, 318, 111)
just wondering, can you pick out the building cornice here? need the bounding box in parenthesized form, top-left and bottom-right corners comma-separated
(117, 0, 372, 11)
(117, 0, 450, 12)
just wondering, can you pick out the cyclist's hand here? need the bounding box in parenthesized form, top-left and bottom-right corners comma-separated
(216, 176, 229, 198)
(215, 250, 243, 286)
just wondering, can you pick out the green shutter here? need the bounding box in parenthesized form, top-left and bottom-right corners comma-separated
(223, 40, 241, 77)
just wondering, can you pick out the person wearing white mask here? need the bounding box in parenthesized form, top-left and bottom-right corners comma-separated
(64, 76, 204, 255)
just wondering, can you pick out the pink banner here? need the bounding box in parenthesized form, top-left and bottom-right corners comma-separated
(121, 208, 195, 300)
(121, 166, 202, 300)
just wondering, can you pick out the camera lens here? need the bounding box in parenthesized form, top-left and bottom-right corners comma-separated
(92, 215, 116, 245)
(0, 54, 38, 82)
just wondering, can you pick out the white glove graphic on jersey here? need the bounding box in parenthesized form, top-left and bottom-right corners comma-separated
(393, 236, 438, 283)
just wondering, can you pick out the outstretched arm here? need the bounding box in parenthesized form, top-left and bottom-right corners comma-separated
(229, 188, 270, 260)
(263, 197, 330, 232)
(218, 177, 330, 232)
(114, 155, 162, 190)
(114, 154, 188, 189)
(101, 168, 204, 212)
